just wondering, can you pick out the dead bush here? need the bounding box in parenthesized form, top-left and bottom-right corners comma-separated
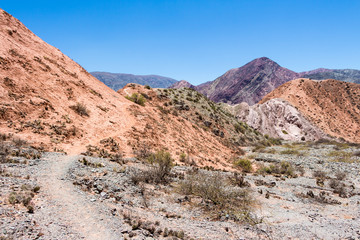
(70, 102, 89, 117)
(335, 171, 347, 180)
(12, 137, 27, 148)
(178, 171, 254, 222)
(229, 172, 251, 188)
(134, 142, 152, 160)
(313, 170, 327, 179)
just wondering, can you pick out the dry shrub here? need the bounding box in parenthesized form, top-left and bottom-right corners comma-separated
(70, 102, 89, 117)
(134, 142, 152, 160)
(12, 137, 27, 147)
(313, 170, 327, 179)
(335, 171, 347, 180)
(131, 150, 173, 184)
(229, 172, 250, 188)
(178, 171, 254, 222)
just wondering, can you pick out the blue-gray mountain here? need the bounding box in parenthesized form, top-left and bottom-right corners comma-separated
(91, 72, 177, 91)
(301, 68, 360, 84)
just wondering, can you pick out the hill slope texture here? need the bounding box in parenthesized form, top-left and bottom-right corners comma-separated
(0, 9, 264, 166)
(260, 78, 360, 143)
(228, 99, 328, 141)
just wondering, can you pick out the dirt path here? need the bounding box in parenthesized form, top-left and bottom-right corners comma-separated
(34, 153, 120, 240)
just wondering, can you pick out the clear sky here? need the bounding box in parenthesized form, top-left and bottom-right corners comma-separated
(2, 0, 360, 85)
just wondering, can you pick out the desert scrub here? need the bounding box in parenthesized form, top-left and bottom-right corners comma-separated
(178, 170, 254, 222)
(146, 150, 173, 183)
(125, 93, 146, 106)
(70, 102, 89, 117)
(280, 149, 300, 155)
(313, 170, 327, 179)
(8, 190, 36, 213)
(234, 158, 253, 173)
(131, 150, 174, 184)
(257, 161, 297, 178)
(179, 152, 187, 163)
(78, 157, 105, 168)
(327, 151, 353, 162)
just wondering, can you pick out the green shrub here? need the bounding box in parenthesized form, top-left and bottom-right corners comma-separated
(282, 130, 288, 134)
(234, 158, 253, 173)
(179, 152, 187, 163)
(125, 93, 146, 106)
(257, 161, 296, 177)
(147, 150, 173, 183)
(234, 123, 246, 134)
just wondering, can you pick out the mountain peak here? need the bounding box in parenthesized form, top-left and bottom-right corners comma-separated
(169, 80, 195, 89)
(197, 57, 298, 105)
(243, 57, 280, 68)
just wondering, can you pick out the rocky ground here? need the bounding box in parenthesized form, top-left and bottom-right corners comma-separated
(1, 139, 360, 240)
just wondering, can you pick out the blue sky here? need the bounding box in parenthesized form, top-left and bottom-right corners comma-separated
(2, 0, 360, 85)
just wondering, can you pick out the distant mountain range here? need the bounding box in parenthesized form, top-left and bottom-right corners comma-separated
(301, 68, 360, 84)
(170, 58, 360, 105)
(91, 72, 177, 91)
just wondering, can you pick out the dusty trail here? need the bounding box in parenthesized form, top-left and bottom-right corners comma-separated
(34, 153, 120, 240)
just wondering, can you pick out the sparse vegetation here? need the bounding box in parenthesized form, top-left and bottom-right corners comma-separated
(327, 150, 353, 162)
(234, 158, 253, 173)
(70, 102, 90, 117)
(229, 172, 250, 188)
(78, 157, 104, 168)
(280, 149, 300, 155)
(178, 170, 254, 222)
(131, 150, 173, 184)
(257, 161, 297, 178)
(335, 171, 347, 180)
(125, 93, 146, 106)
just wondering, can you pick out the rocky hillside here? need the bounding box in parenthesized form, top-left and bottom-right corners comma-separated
(260, 78, 360, 143)
(117, 84, 273, 167)
(301, 68, 360, 84)
(227, 99, 328, 141)
(168, 80, 195, 89)
(0, 9, 270, 166)
(196, 57, 299, 105)
(91, 72, 177, 91)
